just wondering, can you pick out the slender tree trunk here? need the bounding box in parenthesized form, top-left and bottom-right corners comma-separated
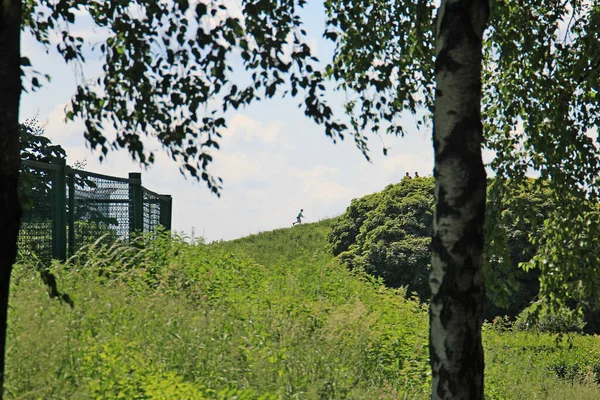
(429, 1, 489, 398)
(0, 1, 22, 397)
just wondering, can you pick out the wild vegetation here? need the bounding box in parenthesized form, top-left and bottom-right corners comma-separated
(6, 222, 600, 399)
(328, 177, 600, 332)
(328, 177, 540, 318)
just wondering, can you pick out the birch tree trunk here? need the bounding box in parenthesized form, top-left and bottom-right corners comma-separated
(430, 1, 489, 398)
(0, 1, 22, 397)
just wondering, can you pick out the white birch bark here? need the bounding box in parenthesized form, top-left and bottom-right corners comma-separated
(430, 0, 489, 398)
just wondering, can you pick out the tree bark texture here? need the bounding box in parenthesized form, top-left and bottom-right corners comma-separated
(430, 1, 489, 399)
(0, 0, 22, 398)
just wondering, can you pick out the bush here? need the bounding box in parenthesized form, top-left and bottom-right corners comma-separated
(513, 302, 586, 333)
(328, 177, 434, 299)
(8, 222, 600, 399)
(328, 177, 555, 321)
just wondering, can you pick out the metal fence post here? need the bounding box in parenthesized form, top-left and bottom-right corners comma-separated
(52, 158, 67, 260)
(67, 167, 75, 256)
(160, 195, 173, 230)
(129, 172, 143, 236)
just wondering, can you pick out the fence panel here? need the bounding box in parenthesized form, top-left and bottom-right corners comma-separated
(143, 188, 171, 234)
(18, 160, 59, 262)
(18, 159, 172, 264)
(69, 168, 133, 251)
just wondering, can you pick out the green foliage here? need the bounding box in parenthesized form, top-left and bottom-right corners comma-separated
(484, 329, 600, 399)
(324, 0, 436, 141)
(483, 178, 553, 316)
(19, 118, 66, 162)
(328, 176, 600, 326)
(7, 226, 431, 399)
(79, 336, 207, 399)
(525, 205, 600, 318)
(482, 2, 600, 316)
(328, 177, 434, 300)
(212, 218, 335, 271)
(513, 302, 586, 334)
(324, 0, 600, 347)
(15, 1, 600, 396)
(488, 178, 600, 330)
(328, 177, 555, 318)
(25, 1, 352, 193)
(484, 1, 600, 191)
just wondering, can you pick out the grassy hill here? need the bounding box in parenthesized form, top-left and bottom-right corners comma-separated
(212, 219, 335, 269)
(6, 222, 600, 399)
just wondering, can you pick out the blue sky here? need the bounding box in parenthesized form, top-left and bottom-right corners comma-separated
(20, 2, 435, 242)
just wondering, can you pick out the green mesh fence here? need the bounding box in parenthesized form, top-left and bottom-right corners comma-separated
(19, 159, 172, 264)
(19, 161, 59, 262)
(143, 188, 161, 233)
(70, 169, 131, 251)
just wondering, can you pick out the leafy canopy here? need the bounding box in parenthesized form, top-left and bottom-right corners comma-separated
(325, 0, 600, 312)
(24, 0, 351, 194)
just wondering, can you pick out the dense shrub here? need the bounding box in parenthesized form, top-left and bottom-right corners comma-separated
(483, 179, 554, 318)
(513, 302, 586, 333)
(328, 177, 553, 320)
(328, 177, 434, 299)
(484, 328, 600, 397)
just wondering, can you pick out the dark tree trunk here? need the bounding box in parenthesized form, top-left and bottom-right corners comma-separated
(429, 0, 489, 399)
(0, 0, 22, 397)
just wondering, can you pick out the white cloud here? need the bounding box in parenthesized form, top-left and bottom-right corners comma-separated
(586, 126, 598, 143)
(297, 178, 353, 202)
(214, 151, 263, 182)
(290, 165, 339, 179)
(43, 102, 84, 144)
(288, 165, 351, 202)
(482, 148, 496, 167)
(308, 37, 319, 57)
(221, 113, 284, 146)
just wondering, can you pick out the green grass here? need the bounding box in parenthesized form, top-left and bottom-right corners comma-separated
(211, 218, 335, 268)
(484, 328, 600, 399)
(7, 226, 429, 399)
(6, 221, 600, 399)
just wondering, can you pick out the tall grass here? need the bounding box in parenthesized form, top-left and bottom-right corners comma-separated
(484, 327, 600, 399)
(7, 227, 429, 399)
(6, 222, 600, 399)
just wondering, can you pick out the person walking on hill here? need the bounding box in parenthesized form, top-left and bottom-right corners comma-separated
(414, 171, 419, 178)
(404, 172, 412, 180)
(293, 209, 304, 226)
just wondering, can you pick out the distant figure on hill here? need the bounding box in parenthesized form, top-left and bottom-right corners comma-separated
(414, 171, 419, 178)
(293, 209, 304, 226)
(404, 172, 412, 180)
